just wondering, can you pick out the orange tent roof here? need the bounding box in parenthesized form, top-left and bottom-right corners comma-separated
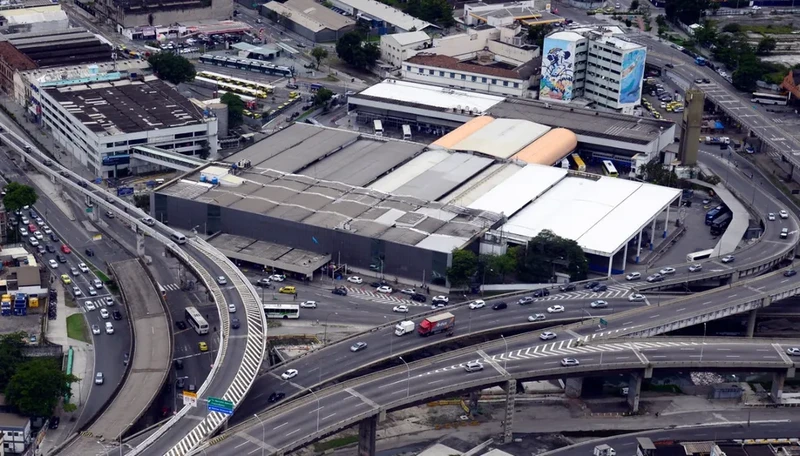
(511, 128, 577, 166)
(431, 116, 495, 149)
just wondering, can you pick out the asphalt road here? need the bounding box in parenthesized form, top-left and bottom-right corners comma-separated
(212, 337, 796, 456)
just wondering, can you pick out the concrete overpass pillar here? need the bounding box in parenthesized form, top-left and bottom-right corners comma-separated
(622, 243, 628, 270)
(136, 231, 145, 257)
(771, 371, 786, 404)
(663, 205, 670, 238)
(502, 380, 516, 444)
(357, 415, 378, 456)
(468, 390, 481, 417)
(565, 377, 583, 398)
(786, 163, 794, 183)
(636, 230, 643, 264)
(746, 309, 757, 338)
(650, 217, 656, 251)
(627, 372, 643, 413)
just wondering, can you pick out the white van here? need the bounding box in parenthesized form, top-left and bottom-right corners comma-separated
(402, 124, 412, 140)
(171, 232, 187, 244)
(373, 120, 384, 136)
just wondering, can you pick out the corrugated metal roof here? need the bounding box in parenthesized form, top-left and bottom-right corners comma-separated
(469, 164, 567, 216)
(369, 150, 450, 193)
(447, 118, 551, 158)
(392, 153, 493, 201)
(431, 115, 495, 149)
(440, 163, 523, 206)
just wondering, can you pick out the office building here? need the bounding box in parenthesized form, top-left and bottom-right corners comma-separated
(380, 31, 431, 68)
(540, 27, 646, 114)
(328, 0, 434, 34)
(0, 413, 30, 455)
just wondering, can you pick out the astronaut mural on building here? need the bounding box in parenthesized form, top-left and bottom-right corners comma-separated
(539, 38, 575, 102)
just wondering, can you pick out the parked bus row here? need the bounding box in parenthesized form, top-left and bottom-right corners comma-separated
(198, 54, 293, 78)
(197, 70, 274, 94)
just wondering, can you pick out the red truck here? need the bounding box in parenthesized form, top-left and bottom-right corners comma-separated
(418, 312, 455, 336)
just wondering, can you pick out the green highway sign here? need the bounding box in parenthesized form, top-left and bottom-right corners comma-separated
(208, 397, 234, 414)
(599, 318, 608, 326)
(86, 207, 93, 213)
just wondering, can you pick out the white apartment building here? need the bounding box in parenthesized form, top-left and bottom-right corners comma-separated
(0, 414, 30, 455)
(29, 74, 218, 177)
(539, 28, 646, 114)
(402, 54, 532, 97)
(380, 31, 431, 68)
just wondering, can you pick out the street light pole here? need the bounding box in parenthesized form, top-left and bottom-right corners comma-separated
(500, 335, 508, 371)
(253, 414, 266, 456)
(399, 356, 410, 399)
(323, 312, 337, 345)
(308, 388, 321, 433)
(700, 321, 707, 361)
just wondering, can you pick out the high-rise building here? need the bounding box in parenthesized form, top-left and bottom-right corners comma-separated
(539, 27, 647, 115)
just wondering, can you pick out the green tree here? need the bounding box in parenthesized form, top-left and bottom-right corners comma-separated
(220, 92, 245, 128)
(3, 181, 37, 213)
(147, 52, 196, 85)
(311, 46, 329, 69)
(0, 332, 26, 390)
(336, 32, 380, 70)
(527, 24, 553, 48)
(640, 159, 679, 187)
(629, 0, 640, 11)
(655, 14, 668, 27)
(721, 22, 740, 33)
(447, 249, 478, 288)
(732, 55, 762, 92)
(5, 358, 79, 417)
(313, 88, 334, 106)
(757, 36, 777, 55)
(693, 20, 717, 48)
(516, 230, 588, 283)
(480, 249, 518, 283)
(664, 0, 710, 26)
(404, 0, 454, 27)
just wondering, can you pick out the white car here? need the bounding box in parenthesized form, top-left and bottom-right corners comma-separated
(85, 300, 95, 311)
(70, 267, 79, 276)
(93, 279, 103, 289)
(628, 293, 646, 302)
(217, 276, 227, 285)
(141, 217, 156, 226)
(769, 213, 776, 221)
(787, 347, 800, 356)
(659, 267, 676, 275)
(540, 331, 557, 340)
(377, 285, 393, 293)
(29, 237, 39, 246)
(393, 305, 409, 313)
(91, 324, 101, 335)
(400, 288, 416, 295)
(19, 228, 27, 236)
(73, 287, 83, 297)
(43, 227, 52, 235)
(432, 295, 449, 304)
(347, 276, 363, 284)
(105, 322, 114, 334)
(469, 300, 485, 310)
(780, 210, 789, 219)
(590, 300, 608, 308)
(547, 305, 565, 313)
(689, 263, 703, 272)
(528, 314, 546, 322)
(228, 303, 236, 313)
(269, 274, 286, 282)
(33, 231, 43, 240)
(300, 301, 317, 308)
(464, 361, 484, 373)
(561, 357, 580, 367)
(48, 259, 58, 269)
(281, 369, 298, 380)
(625, 272, 641, 281)
(78, 263, 89, 273)
(100, 309, 109, 319)
(88, 289, 97, 296)
(104, 297, 114, 306)
(721, 255, 735, 263)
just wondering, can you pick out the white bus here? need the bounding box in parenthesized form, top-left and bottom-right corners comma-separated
(185, 306, 209, 334)
(373, 120, 384, 136)
(402, 124, 412, 140)
(686, 248, 714, 262)
(601, 160, 619, 177)
(264, 303, 300, 319)
(751, 92, 788, 106)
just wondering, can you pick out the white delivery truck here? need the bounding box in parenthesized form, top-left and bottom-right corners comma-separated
(395, 320, 415, 336)
(594, 445, 616, 456)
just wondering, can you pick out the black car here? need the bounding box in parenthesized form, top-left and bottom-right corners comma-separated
(231, 317, 241, 329)
(176, 320, 187, 330)
(665, 63, 674, 68)
(559, 283, 576, 292)
(112, 310, 122, 320)
(49, 416, 60, 429)
(56, 254, 66, 263)
(533, 288, 550, 298)
(46, 244, 55, 253)
(268, 392, 286, 403)
(584, 281, 599, 289)
(176, 377, 186, 389)
(411, 293, 427, 303)
(592, 284, 608, 292)
(85, 248, 95, 257)
(332, 286, 347, 296)
(174, 359, 184, 370)
(49, 233, 59, 242)
(492, 302, 508, 310)
(785, 269, 797, 277)
(370, 281, 386, 288)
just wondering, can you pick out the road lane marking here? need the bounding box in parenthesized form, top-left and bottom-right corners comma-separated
(727, 294, 737, 298)
(648, 314, 661, 319)
(725, 355, 741, 358)
(651, 355, 666, 358)
(702, 301, 712, 305)
(429, 379, 444, 385)
(235, 442, 249, 449)
(309, 406, 324, 414)
(273, 422, 288, 430)
(623, 321, 633, 325)
(322, 413, 337, 420)
(286, 429, 300, 437)
(772, 343, 794, 365)
(716, 348, 731, 351)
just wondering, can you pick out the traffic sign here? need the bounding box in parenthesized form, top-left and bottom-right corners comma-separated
(182, 391, 198, 407)
(599, 318, 608, 326)
(85, 207, 93, 213)
(207, 397, 234, 415)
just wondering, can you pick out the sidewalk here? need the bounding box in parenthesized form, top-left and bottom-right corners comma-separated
(40, 282, 94, 454)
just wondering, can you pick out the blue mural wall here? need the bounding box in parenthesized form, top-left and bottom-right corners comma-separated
(619, 48, 646, 104)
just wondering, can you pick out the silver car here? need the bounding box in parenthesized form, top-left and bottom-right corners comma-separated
(350, 341, 368, 352)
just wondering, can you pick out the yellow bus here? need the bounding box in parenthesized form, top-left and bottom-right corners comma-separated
(570, 153, 586, 172)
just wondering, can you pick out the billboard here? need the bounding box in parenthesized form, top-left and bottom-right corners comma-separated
(539, 38, 575, 102)
(619, 48, 646, 105)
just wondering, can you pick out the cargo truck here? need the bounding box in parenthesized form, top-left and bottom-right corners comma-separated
(594, 445, 616, 456)
(14, 293, 27, 316)
(418, 312, 455, 336)
(1, 294, 11, 316)
(395, 320, 415, 336)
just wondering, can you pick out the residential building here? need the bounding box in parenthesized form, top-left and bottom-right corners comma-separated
(540, 27, 646, 114)
(261, 0, 355, 43)
(380, 31, 432, 68)
(0, 413, 30, 455)
(30, 74, 218, 177)
(75, 0, 232, 31)
(329, 0, 434, 34)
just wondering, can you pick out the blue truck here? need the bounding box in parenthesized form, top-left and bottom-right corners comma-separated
(13, 293, 27, 316)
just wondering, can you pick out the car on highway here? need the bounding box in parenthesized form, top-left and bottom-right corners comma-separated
(628, 293, 646, 302)
(269, 274, 286, 282)
(464, 361, 483, 373)
(231, 318, 240, 329)
(48, 259, 58, 269)
(37, 245, 45, 255)
(100, 309, 109, 319)
(18, 228, 27, 236)
(256, 278, 271, 287)
(56, 254, 66, 263)
(592, 284, 607, 292)
(46, 245, 55, 253)
(540, 331, 557, 340)
(29, 237, 38, 246)
(469, 300, 485, 310)
(547, 305, 565, 313)
(228, 303, 237, 313)
(769, 213, 776, 221)
(43, 226, 52, 235)
(332, 286, 347, 296)
(400, 288, 416, 295)
(347, 276, 363, 284)
(88, 288, 97, 297)
(279, 286, 296, 294)
(60, 244, 71, 254)
(647, 273, 664, 282)
(780, 210, 789, 219)
(105, 210, 115, 219)
(528, 314, 546, 322)
(432, 295, 449, 305)
(411, 293, 427, 303)
(492, 302, 508, 310)
(49, 417, 60, 429)
(95, 372, 104, 385)
(377, 285, 393, 293)
(50, 233, 59, 242)
(721, 255, 735, 263)
(689, 264, 703, 272)
(584, 281, 599, 289)
(104, 297, 114, 306)
(625, 272, 641, 281)
(281, 369, 298, 380)
(33, 231, 43, 240)
(517, 296, 534, 305)
(787, 347, 800, 356)
(113, 310, 122, 321)
(784, 269, 797, 277)
(561, 358, 580, 367)
(91, 324, 101, 335)
(217, 276, 227, 285)
(392, 305, 409, 313)
(93, 279, 103, 289)
(104, 322, 114, 334)
(350, 341, 368, 352)
(74, 288, 85, 300)
(659, 267, 676, 275)
(532, 288, 550, 298)
(268, 392, 286, 403)
(590, 300, 608, 308)
(70, 267, 79, 276)
(300, 301, 317, 308)
(559, 283, 576, 292)
(199, 341, 208, 352)
(141, 217, 156, 226)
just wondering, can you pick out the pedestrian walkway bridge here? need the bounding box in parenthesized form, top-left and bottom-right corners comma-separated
(131, 145, 207, 172)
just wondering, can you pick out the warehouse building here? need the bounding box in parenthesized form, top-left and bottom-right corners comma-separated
(262, 0, 355, 43)
(329, 0, 434, 34)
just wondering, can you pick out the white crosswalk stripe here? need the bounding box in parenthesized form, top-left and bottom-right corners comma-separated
(344, 287, 424, 306)
(538, 284, 632, 301)
(163, 283, 180, 291)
